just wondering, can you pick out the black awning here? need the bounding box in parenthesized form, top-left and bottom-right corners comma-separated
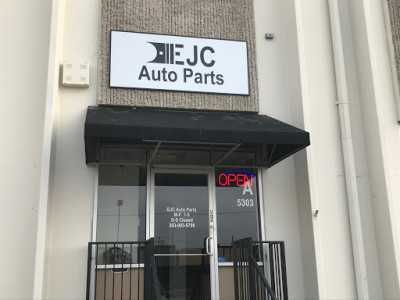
(84, 106, 310, 167)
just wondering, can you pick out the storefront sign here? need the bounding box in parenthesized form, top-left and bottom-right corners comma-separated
(110, 31, 249, 95)
(218, 170, 255, 187)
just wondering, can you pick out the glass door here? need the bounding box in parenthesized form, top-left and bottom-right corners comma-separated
(215, 168, 261, 299)
(150, 168, 217, 300)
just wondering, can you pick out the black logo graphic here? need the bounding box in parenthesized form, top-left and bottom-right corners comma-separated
(148, 42, 184, 65)
(148, 42, 215, 67)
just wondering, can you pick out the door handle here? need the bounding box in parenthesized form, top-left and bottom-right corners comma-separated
(205, 237, 213, 255)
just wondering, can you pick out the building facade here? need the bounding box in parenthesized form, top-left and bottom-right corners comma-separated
(1, 0, 400, 299)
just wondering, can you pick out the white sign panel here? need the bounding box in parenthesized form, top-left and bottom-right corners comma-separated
(110, 31, 249, 95)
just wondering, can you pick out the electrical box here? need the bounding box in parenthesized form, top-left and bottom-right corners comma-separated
(62, 60, 89, 87)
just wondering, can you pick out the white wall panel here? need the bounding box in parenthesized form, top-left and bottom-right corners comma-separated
(0, 1, 51, 299)
(43, 0, 100, 299)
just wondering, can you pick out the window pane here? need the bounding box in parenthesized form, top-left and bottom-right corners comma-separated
(154, 173, 209, 253)
(97, 165, 146, 242)
(152, 149, 211, 165)
(213, 151, 256, 166)
(215, 168, 260, 262)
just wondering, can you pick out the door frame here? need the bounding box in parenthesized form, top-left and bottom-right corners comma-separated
(148, 166, 220, 299)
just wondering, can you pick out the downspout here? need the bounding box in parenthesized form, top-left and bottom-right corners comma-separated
(327, 0, 370, 298)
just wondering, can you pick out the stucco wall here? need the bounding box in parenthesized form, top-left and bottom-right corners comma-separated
(97, 0, 259, 112)
(385, 0, 400, 120)
(386, 0, 400, 94)
(0, 1, 51, 299)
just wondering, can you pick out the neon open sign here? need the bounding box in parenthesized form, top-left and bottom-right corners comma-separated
(218, 170, 255, 187)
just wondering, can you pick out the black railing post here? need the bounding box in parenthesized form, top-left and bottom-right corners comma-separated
(151, 256, 164, 299)
(246, 238, 257, 300)
(269, 243, 276, 296)
(144, 238, 154, 299)
(280, 242, 288, 300)
(233, 240, 239, 300)
(86, 242, 93, 300)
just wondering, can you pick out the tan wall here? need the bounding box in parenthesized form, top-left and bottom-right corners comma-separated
(98, 0, 259, 112)
(95, 269, 144, 300)
(218, 266, 235, 300)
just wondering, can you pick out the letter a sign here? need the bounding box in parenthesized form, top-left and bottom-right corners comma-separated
(109, 31, 249, 95)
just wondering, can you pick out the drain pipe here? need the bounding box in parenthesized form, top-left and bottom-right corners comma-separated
(327, 0, 370, 298)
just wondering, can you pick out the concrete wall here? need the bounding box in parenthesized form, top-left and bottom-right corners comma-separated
(336, 1, 383, 298)
(0, 0, 51, 299)
(345, 0, 400, 298)
(255, 1, 311, 298)
(289, 0, 357, 298)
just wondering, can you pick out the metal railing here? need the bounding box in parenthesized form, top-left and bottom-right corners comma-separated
(233, 238, 288, 300)
(86, 239, 165, 300)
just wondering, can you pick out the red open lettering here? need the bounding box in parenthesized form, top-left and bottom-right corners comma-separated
(218, 173, 254, 187)
(219, 174, 228, 186)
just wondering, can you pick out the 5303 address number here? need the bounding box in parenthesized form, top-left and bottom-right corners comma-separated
(237, 199, 254, 207)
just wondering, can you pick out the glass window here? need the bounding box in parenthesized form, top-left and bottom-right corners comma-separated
(213, 151, 256, 166)
(215, 168, 260, 262)
(154, 173, 209, 253)
(100, 147, 147, 164)
(96, 165, 147, 242)
(151, 148, 211, 165)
